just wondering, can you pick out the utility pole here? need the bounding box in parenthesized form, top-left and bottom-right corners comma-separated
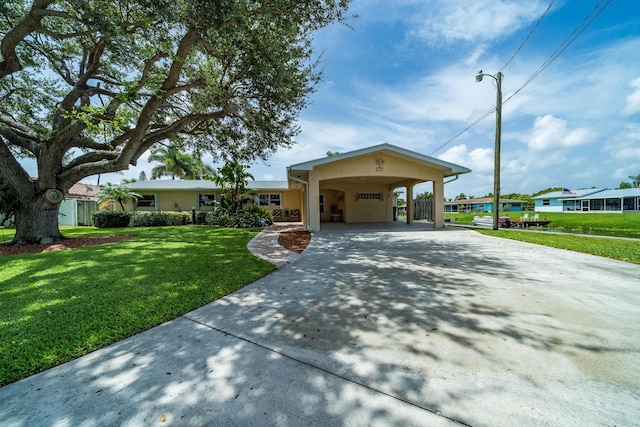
(476, 70, 503, 230)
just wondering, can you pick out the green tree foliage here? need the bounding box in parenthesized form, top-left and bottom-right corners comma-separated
(148, 145, 198, 180)
(501, 192, 533, 209)
(0, 0, 351, 244)
(618, 181, 632, 189)
(415, 191, 433, 199)
(97, 183, 141, 211)
(188, 151, 215, 180)
(148, 144, 213, 180)
(210, 160, 254, 213)
(628, 174, 640, 188)
(532, 187, 562, 197)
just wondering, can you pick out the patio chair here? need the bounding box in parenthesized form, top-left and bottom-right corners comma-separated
(289, 209, 300, 221)
(532, 213, 540, 221)
(521, 213, 529, 221)
(272, 209, 283, 221)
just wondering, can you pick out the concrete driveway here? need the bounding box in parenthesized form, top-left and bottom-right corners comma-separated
(2, 223, 639, 426)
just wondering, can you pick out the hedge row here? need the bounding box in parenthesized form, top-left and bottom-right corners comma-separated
(92, 208, 273, 229)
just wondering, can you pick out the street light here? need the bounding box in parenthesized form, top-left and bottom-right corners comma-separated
(476, 70, 503, 231)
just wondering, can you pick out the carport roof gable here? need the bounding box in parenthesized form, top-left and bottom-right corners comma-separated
(288, 143, 471, 176)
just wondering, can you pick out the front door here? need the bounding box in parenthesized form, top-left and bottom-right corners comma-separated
(581, 200, 589, 211)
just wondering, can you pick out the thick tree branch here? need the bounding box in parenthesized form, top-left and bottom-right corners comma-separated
(0, 114, 40, 141)
(56, 158, 125, 188)
(0, 0, 56, 78)
(118, 28, 200, 164)
(0, 135, 35, 199)
(165, 79, 207, 97)
(131, 111, 226, 162)
(0, 127, 40, 156)
(62, 151, 120, 171)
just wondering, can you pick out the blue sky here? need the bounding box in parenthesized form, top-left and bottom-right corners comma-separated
(77, 1, 640, 198)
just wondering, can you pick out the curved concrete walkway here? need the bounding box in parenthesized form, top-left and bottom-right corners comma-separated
(247, 222, 307, 268)
(1, 223, 639, 426)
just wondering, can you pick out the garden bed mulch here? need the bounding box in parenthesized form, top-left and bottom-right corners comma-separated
(277, 231, 311, 254)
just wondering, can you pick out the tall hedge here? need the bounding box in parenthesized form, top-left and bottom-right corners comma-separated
(92, 211, 132, 228)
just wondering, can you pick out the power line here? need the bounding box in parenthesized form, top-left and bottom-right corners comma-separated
(428, 107, 494, 156)
(504, 0, 613, 104)
(500, 0, 556, 72)
(430, 0, 613, 156)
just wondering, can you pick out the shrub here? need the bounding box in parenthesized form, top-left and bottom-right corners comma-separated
(128, 211, 190, 227)
(196, 211, 207, 225)
(92, 211, 132, 228)
(205, 207, 272, 228)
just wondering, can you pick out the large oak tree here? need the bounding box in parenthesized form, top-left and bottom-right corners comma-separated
(0, 0, 350, 244)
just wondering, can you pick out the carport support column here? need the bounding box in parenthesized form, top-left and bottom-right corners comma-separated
(308, 174, 321, 231)
(433, 179, 444, 228)
(406, 184, 414, 224)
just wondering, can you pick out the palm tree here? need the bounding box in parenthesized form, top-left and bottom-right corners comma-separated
(148, 146, 197, 180)
(628, 174, 640, 188)
(98, 183, 142, 211)
(183, 152, 215, 180)
(211, 161, 255, 213)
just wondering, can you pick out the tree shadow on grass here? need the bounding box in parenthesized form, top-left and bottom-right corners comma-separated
(0, 226, 274, 386)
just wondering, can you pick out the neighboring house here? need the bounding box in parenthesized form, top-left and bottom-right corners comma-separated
(533, 188, 640, 212)
(444, 197, 525, 214)
(59, 183, 100, 226)
(123, 143, 471, 230)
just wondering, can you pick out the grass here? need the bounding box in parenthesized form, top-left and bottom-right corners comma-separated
(446, 211, 640, 239)
(477, 229, 640, 265)
(0, 226, 274, 386)
(446, 211, 640, 265)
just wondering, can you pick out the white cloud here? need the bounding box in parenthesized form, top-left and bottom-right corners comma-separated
(623, 76, 640, 115)
(438, 144, 494, 174)
(412, 0, 546, 45)
(526, 115, 595, 152)
(572, 166, 600, 180)
(603, 123, 640, 162)
(612, 168, 628, 180)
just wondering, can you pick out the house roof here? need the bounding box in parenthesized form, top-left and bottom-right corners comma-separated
(532, 188, 606, 199)
(67, 183, 101, 198)
(446, 197, 525, 205)
(579, 188, 640, 198)
(287, 143, 471, 177)
(122, 179, 289, 191)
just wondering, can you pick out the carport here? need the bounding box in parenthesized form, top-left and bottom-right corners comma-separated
(287, 143, 471, 231)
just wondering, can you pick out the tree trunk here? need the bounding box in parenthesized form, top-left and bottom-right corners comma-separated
(12, 194, 64, 245)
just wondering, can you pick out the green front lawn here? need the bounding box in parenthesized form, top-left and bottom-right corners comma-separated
(0, 226, 274, 386)
(446, 211, 640, 239)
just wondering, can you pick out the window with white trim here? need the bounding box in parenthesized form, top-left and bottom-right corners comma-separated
(199, 194, 216, 207)
(138, 195, 155, 207)
(259, 193, 281, 207)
